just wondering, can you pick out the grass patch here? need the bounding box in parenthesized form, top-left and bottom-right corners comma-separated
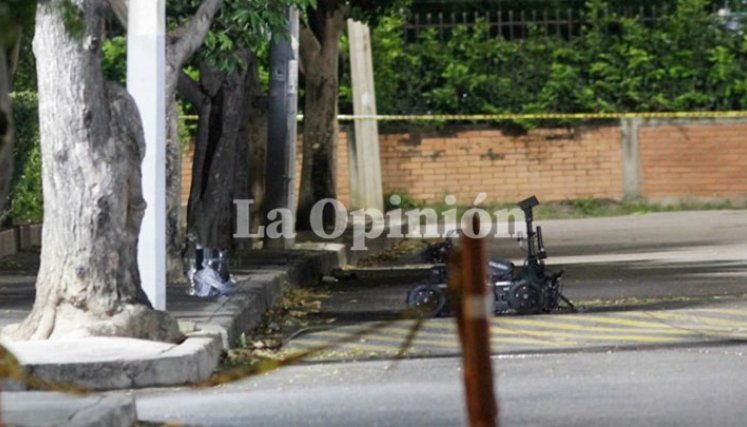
(574, 293, 747, 311)
(532, 198, 745, 219)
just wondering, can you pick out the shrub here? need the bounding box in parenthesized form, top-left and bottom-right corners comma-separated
(346, 0, 747, 123)
(5, 91, 42, 225)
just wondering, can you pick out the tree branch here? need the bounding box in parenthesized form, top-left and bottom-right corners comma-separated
(322, 6, 347, 59)
(107, 0, 221, 69)
(107, 0, 128, 29)
(299, 23, 321, 71)
(169, 0, 224, 69)
(177, 70, 206, 109)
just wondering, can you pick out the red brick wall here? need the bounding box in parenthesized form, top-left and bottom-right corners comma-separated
(180, 144, 194, 206)
(639, 122, 747, 199)
(379, 126, 624, 204)
(180, 120, 747, 208)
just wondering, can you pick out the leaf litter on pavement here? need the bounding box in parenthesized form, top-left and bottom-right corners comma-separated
(208, 272, 431, 386)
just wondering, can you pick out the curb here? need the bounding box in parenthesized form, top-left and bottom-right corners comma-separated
(179, 242, 348, 349)
(335, 264, 436, 283)
(3, 334, 222, 391)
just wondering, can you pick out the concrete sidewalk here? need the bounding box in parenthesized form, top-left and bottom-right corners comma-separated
(0, 242, 355, 425)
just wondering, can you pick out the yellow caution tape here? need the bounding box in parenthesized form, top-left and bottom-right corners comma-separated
(182, 111, 747, 122)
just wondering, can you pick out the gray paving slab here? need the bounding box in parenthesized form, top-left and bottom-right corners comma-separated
(1, 392, 136, 427)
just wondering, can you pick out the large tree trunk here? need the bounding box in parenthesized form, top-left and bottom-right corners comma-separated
(186, 51, 254, 250)
(296, 7, 346, 230)
(247, 92, 268, 244)
(231, 64, 268, 249)
(165, 101, 185, 281)
(2, 0, 180, 342)
(0, 47, 13, 216)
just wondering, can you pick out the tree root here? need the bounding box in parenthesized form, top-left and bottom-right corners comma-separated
(1, 303, 183, 343)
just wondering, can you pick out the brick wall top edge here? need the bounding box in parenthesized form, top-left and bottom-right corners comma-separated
(640, 117, 747, 127)
(375, 122, 620, 138)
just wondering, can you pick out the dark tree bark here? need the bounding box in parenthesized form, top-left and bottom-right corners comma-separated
(238, 65, 268, 249)
(165, 102, 185, 281)
(0, 19, 22, 219)
(2, 0, 180, 341)
(6, 34, 22, 88)
(296, 4, 347, 230)
(186, 50, 257, 250)
(165, 0, 223, 280)
(0, 46, 13, 217)
(247, 91, 268, 244)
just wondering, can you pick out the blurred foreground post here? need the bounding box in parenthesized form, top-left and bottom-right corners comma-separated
(456, 215, 498, 427)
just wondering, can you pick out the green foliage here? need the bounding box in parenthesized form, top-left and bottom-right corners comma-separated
(384, 191, 421, 211)
(348, 0, 411, 27)
(60, 0, 85, 41)
(4, 91, 42, 224)
(353, 0, 747, 121)
(168, 0, 315, 73)
(101, 36, 127, 84)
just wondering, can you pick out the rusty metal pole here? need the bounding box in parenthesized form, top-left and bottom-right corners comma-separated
(448, 248, 464, 347)
(457, 214, 498, 427)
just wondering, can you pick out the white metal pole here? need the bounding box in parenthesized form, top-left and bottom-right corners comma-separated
(127, 0, 167, 310)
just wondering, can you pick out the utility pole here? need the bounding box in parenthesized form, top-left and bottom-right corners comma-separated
(347, 20, 384, 211)
(456, 215, 498, 427)
(128, 0, 166, 310)
(264, 7, 299, 249)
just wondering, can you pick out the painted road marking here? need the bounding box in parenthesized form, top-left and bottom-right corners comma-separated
(312, 330, 460, 349)
(491, 325, 684, 343)
(290, 336, 402, 354)
(285, 308, 747, 357)
(493, 317, 694, 335)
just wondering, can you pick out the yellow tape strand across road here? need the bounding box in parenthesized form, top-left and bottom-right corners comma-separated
(181, 110, 747, 122)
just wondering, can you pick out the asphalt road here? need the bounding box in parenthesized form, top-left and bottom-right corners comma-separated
(311, 211, 747, 327)
(491, 210, 747, 301)
(133, 210, 747, 426)
(136, 344, 747, 426)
